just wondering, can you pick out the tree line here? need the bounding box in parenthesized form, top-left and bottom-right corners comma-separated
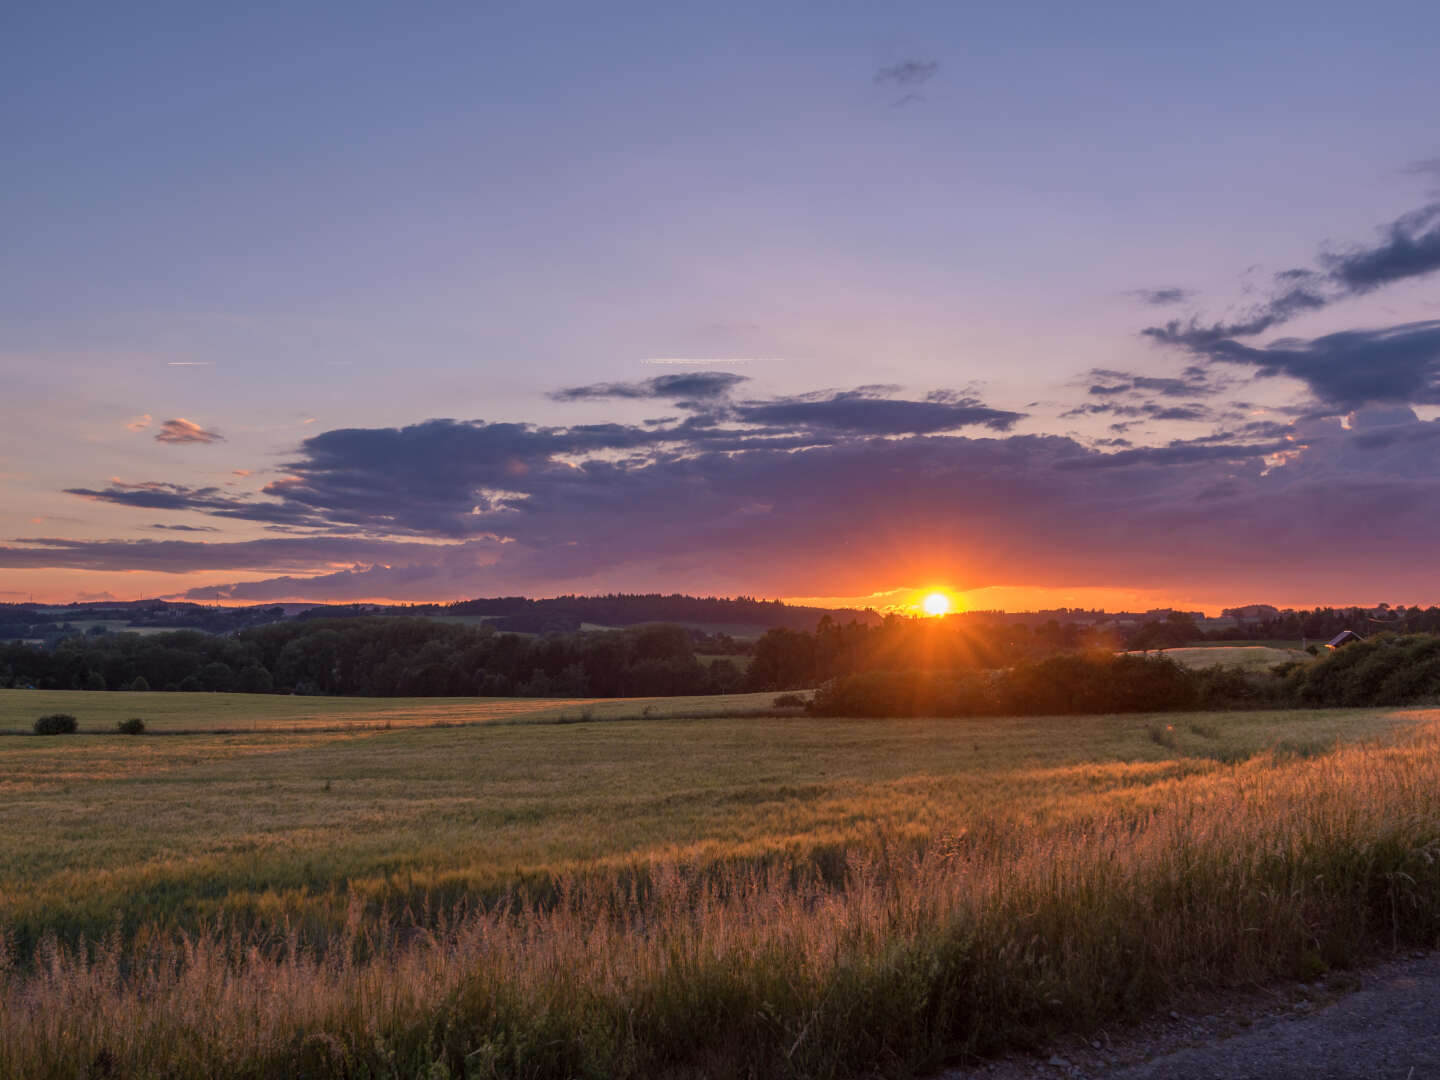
(805, 632, 1440, 716)
(0, 619, 748, 698)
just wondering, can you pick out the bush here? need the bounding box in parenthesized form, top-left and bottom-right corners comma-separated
(128, 676, 150, 692)
(773, 693, 808, 708)
(117, 717, 146, 735)
(33, 713, 78, 735)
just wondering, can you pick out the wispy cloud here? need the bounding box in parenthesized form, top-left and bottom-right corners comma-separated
(125, 414, 153, 431)
(1147, 199, 1440, 352)
(874, 58, 938, 107)
(875, 59, 938, 86)
(550, 372, 750, 404)
(1128, 288, 1194, 307)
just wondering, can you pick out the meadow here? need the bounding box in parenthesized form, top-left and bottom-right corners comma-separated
(4, 691, 1440, 1078)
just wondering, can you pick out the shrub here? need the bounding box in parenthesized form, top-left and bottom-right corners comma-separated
(128, 676, 150, 692)
(772, 693, 808, 708)
(117, 717, 146, 735)
(33, 713, 78, 735)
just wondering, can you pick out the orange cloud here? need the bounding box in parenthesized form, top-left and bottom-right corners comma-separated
(154, 418, 223, 445)
(125, 414, 153, 431)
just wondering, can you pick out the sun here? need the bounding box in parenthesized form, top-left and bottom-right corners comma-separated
(921, 592, 951, 617)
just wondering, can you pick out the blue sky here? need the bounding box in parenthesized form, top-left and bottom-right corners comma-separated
(4, 2, 1440, 610)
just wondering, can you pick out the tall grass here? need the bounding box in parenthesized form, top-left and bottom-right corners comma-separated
(6, 720, 1440, 1078)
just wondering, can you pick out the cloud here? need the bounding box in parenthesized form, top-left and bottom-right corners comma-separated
(48, 362, 1440, 605)
(87, 386, 1019, 538)
(733, 389, 1023, 434)
(550, 372, 749, 404)
(1404, 157, 1440, 195)
(0, 535, 498, 574)
(160, 412, 1440, 603)
(875, 60, 938, 86)
(1085, 368, 1224, 398)
(1322, 202, 1440, 295)
(154, 418, 224, 444)
(1143, 286, 1328, 349)
(1187, 320, 1440, 409)
(1129, 288, 1194, 306)
(125, 414, 152, 431)
(1146, 200, 1440, 353)
(874, 58, 938, 106)
(147, 523, 220, 532)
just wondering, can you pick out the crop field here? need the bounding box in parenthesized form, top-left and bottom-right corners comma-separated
(4, 695, 1440, 1078)
(0, 688, 783, 733)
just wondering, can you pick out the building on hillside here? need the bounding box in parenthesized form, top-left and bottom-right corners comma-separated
(1326, 630, 1362, 649)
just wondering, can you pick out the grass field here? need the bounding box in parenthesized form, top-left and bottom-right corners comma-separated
(4, 693, 1440, 1078)
(0, 688, 783, 733)
(1126, 644, 1311, 668)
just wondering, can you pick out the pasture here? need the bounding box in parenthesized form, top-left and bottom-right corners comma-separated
(4, 691, 1440, 1079)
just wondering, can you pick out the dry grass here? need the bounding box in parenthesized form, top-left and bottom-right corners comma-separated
(3, 704, 1438, 1077)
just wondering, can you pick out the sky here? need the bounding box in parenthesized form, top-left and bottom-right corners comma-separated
(4, 1, 1440, 614)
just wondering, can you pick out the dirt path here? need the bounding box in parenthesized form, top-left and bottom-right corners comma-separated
(944, 952, 1440, 1080)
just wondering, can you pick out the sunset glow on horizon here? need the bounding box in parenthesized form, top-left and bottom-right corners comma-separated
(3, 6, 1440, 612)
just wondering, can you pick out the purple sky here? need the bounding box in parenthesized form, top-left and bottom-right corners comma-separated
(4, 2, 1440, 612)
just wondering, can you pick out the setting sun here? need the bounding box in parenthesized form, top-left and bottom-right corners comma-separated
(921, 592, 951, 617)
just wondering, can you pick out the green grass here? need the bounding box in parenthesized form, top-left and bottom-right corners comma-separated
(4, 696, 1440, 1078)
(1126, 645, 1310, 668)
(0, 688, 782, 733)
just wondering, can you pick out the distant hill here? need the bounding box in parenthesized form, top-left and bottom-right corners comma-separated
(296, 593, 883, 636)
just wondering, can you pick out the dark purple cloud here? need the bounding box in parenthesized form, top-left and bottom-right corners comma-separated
(1323, 202, 1440, 295)
(1129, 288, 1194, 306)
(0, 536, 488, 573)
(549, 371, 749, 404)
(34, 359, 1440, 604)
(733, 389, 1023, 434)
(1194, 321, 1440, 408)
(162, 410, 1440, 602)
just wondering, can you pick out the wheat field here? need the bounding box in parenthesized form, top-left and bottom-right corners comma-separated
(3, 694, 1438, 1078)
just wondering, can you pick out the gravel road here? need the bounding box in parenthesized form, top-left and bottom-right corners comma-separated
(945, 952, 1440, 1080)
